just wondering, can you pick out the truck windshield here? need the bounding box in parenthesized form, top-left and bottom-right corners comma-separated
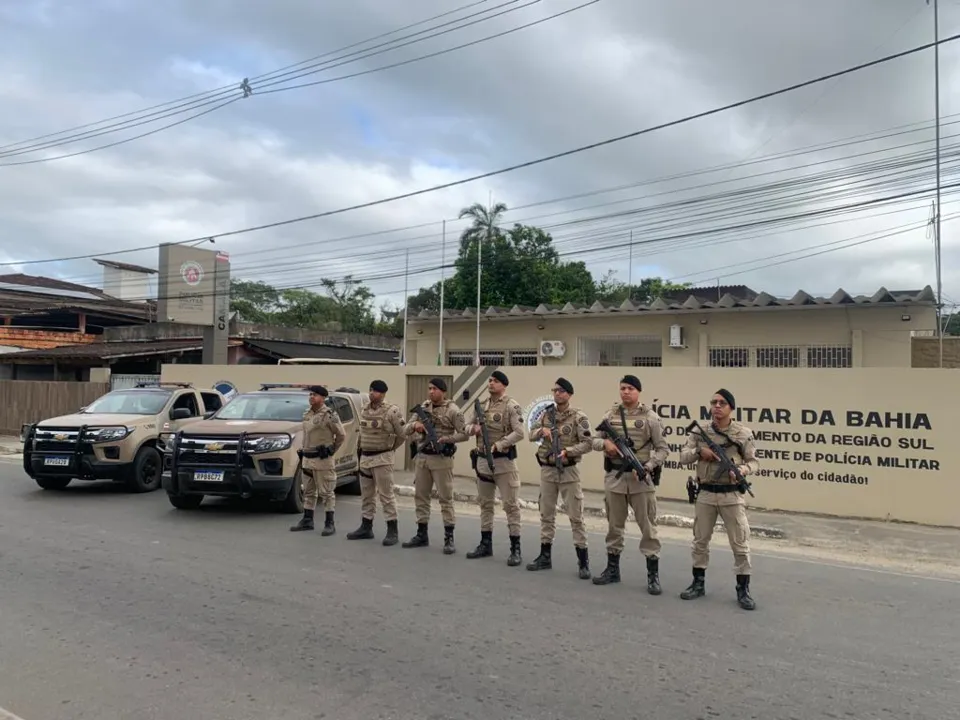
(213, 393, 309, 422)
(82, 390, 172, 415)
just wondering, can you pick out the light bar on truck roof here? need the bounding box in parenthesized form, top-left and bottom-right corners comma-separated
(135, 381, 193, 388)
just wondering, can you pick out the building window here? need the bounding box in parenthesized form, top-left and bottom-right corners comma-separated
(578, 335, 663, 366)
(807, 345, 852, 368)
(756, 346, 800, 368)
(445, 350, 508, 366)
(709, 346, 749, 367)
(508, 349, 538, 366)
(446, 351, 473, 366)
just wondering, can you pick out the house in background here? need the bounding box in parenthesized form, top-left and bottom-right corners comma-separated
(93, 258, 156, 303)
(0, 319, 401, 385)
(0, 271, 154, 369)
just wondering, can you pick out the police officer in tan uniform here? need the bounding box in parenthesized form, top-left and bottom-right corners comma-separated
(526, 377, 594, 579)
(457, 370, 526, 566)
(678, 388, 759, 610)
(346, 379, 406, 546)
(290, 385, 346, 536)
(401, 377, 466, 554)
(591, 374, 669, 593)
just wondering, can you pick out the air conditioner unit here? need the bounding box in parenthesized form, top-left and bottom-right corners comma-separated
(668, 324, 684, 348)
(539, 340, 566, 358)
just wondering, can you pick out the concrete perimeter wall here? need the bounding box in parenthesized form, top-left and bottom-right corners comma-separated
(160, 364, 956, 528)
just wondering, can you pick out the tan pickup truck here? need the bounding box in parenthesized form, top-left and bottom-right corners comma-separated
(20, 382, 225, 493)
(159, 383, 366, 513)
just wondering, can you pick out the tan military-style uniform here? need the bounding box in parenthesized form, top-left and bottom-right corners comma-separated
(357, 399, 406, 522)
(531, 403, 593, 548)
(592, 402, 669, 557)
(679, 420, 759, 575)
(456, 393, 525, 537)
(403, 399, 466, 527)
(300, 404, 346, 512)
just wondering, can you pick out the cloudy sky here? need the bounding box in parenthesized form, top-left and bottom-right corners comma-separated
(1, 0, 958, 320)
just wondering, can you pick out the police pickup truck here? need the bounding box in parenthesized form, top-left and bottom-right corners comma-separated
(20, 382, 225, 493)
(159, 383, 365, 513)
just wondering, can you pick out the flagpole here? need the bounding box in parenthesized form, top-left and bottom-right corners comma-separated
(933, 0, 944, 367)
(438, 219, 446, 366)
(401, 248, 409, 367)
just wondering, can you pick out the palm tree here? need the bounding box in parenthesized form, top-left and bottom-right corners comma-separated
(457, 201, 508, 252)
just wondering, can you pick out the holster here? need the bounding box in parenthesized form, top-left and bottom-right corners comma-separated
(299, 444, 334, 460)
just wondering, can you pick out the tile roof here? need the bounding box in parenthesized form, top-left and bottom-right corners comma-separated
(410, 286, 938, 323)
(243, 338, 399, 363)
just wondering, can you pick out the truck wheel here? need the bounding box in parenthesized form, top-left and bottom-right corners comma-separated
(279, 467, 305, 514)
(167, 493, 203, 510)
(35, 476, 71, 490)
(127, 446, 162, 493)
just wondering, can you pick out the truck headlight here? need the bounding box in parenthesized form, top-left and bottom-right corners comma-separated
(248, 435, 291, 453)
(84, 426, 132, 443)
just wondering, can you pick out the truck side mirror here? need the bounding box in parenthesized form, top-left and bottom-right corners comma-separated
(170, 408, 191, 420)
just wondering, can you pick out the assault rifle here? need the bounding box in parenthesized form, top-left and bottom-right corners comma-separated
(410, 404, 442, 455)
(473, 398, 496, 474)
(596, 417, 648, 481)
(684, 421, 755, 497)
(547, 403, 564, 478)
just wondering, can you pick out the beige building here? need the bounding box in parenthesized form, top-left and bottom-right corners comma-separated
(406, 285, 937, 369)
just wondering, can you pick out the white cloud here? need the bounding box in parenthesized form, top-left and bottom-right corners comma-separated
(1, 0, 959, 318)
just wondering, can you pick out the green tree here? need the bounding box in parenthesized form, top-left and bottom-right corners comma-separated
(593, 272, 692, 304)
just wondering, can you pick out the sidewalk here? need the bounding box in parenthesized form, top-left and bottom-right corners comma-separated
(391, 470, 787, 539)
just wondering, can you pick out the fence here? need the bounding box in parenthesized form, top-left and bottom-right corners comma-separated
(0, 381, 110, 435)
(110, 373, 161, 390)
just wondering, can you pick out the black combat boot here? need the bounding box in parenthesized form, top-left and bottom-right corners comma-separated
(680, 567, 706, 600)
(507, 535, 522, 567)
(576, 546, 591, 579)
(346, 517, 374, 540)
(382, 519, 399, 546)
(402, 522, 429, 548)
(736, 574, 756, 610)
(466, 530, 493, 559)
(320, 511, 335, 536)
(526, 543, 552, 571)
(646, 556, 662, 595)
(592, 552, 621, 585)
(290, 508, 314, 532)
(443, 525, 456, 555)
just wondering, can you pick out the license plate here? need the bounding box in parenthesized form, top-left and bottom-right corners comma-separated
(193, 470, 224, 483)
(43, 456, 70, 467)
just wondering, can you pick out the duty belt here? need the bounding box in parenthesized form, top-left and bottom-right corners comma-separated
(698, 482, 739, 493)
(360, 449, 390, 456)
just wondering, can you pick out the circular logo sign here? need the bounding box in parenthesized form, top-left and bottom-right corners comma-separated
(213, 380, 237, 402)
(180, 260, 204, 286)
(523, 394, 554, 443)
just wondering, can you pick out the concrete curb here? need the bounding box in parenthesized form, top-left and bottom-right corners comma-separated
(392, 485, 787, 540)
(0, 446, 21, 457)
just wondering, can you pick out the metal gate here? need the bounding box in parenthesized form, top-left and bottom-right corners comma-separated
(110, 373, 161, 390)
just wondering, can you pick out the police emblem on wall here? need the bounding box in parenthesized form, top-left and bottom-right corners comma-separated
(213, 380, 238, 403)
(180, 260, 204, 287)
(523, 395, 555, 444)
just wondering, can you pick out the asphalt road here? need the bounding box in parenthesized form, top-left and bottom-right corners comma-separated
(0, 459, 957, 720)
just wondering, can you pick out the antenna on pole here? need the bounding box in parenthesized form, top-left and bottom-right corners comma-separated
(628, 229, 634, 299)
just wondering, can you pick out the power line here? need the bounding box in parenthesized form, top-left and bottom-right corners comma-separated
(0, 0, 504, 156)
(4, 28, 955, 268)
(36, 123, 960, 289)
(0, 0, 587, 164)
